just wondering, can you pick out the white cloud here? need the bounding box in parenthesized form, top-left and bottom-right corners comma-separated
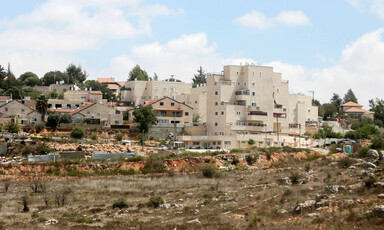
(0, 0, 182, 77)
(234, 10, 311, 29)
(264, 28, 384, 108)
(346, 0, 384, 20)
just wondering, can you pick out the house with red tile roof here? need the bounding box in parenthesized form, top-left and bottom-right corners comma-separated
(341, 101, 374, 119)
(97, 77, 125, 95)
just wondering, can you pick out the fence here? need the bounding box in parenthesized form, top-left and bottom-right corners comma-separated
(28, 154, 61, 162)
(92, 151, 137, 160)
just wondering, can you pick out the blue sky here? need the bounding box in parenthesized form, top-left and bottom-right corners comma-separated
(1, 0, 384, 107)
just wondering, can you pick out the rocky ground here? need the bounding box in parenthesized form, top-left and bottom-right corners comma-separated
(0, 149, 382, 229)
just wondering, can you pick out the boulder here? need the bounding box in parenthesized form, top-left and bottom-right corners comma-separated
(367, 150, 380, 163)
(293, 200, 316, 214)
(372, 205, 384, 217)
(379, 151, 384, 160)
(354, 162, 377, 169)
(377, 194, 384, 199)
(325, 185, 346, 193)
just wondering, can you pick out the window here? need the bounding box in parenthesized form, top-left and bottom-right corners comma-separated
(215, 102, 218, 106)
(215, 91, 218, 95)
(67, 104, 71, 108)
(115, 120, 119, 124)
(215, 112, 218, 115)
(87, 111, 90, 114)
(213, 141, 216, 145)
(236, 111, 241, 115)
(244, 82, 246, 86)
(81, 96, 86, 99)
(172, 111, 181, 117)
(224, 141, 231, 145)
(215, 122, 218, 126)
(185, 112, 189, 116)
(21, 109, 25, 112)
(158, 111, 166, 117)
(171, 102, 175, 106)
(5, 108, 7, 112)
(195, 101, 198, 104)
(171, 120, 180, 123)
(221, 111, 224, 115)
(252, 102, 257, 106)
(308, 109, 311, 112)
(277, 89, 279, 93)
(237, 82, 240, 85)
(160, 102, 164, 106)
(97, 113, 100, 115)
(252, 92, 255, 96)
(252, 82, 255, 86)
(158, 119, 169, 124)
(193, 142, 200, 145)
(283, 108, 287, 112)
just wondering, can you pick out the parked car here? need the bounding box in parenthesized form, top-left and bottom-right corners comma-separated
(122, 140, 131, 145)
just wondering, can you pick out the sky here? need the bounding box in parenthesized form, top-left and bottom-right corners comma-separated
(0, 0, 384, 107)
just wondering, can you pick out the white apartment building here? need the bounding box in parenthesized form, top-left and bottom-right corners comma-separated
(178, 65, 318, 149)
(121, 80, 192, 106)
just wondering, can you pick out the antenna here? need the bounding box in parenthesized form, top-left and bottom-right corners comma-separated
(308, 90, 314, 100)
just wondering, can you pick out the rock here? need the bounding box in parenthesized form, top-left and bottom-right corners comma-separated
(186, 219, 201, 224)
(367, 150, 380, 163)
(361, 170, 375, 177)
(212, 197, 219, 202)
(348, 183, 363, 190)
(277, 177, 292, 185)
(325, 185, 346, 193)
(354, 162, 377, 169)
(374, 182, 384, 187)
(377, 194, 384, 199)
(348, 166, 356, 169)
(372, 205, 384, 217)
(307, 213, 320, 217)
(379, 151, 384, 160)
(293, 200, 316, 214)
(45, 219, 58, 225)
(279, 209, 288, 214)
(160, 203, 171, 209)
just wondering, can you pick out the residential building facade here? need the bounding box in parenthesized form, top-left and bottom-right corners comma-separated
(71, 102, 123, 125)
(0, 100, 42, 124)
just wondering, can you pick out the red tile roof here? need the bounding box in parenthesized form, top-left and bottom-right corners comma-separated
(117, 81, 126, 87)
(341, 101, 362, 107)
(345, 107, 374, 114)
(97, 77, 115, 83)
(71, 102, 96, 115)
(89, 91, 103, 95)
(49, 109, 74, 113)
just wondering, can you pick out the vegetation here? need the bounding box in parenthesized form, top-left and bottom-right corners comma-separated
(128, 65, 149, 81)
(36, 95, 48, 121)
(199, 163, 219, 178)
(114, 133, 123, 141)
(70, 126, 85, 139)
(192, 66, 206, 87)
(343, 88, 358, 104)
(112, 199, 128, 209)
(248, 138, 255, 145)
(6, 120, 19, 133)
(133, 105, 157, 133)
(147, 196, 164, 208)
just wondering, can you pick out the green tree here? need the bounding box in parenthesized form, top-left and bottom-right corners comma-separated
(6, 87, 23, 99)
(369, 98, 384, 126)
(46, 113, 61, 130)
(192, 66, 206, 87)
(36, 95, 48, 121)
(6, 120, 19, 133)
(24, 76, 42, 87)
(330, 93, 342, 108)
(19, 72, 39, 82)
(0, 65, 6, 81)
(343, 89, 358, 104)
(82, 80, 115, 101)
(153, 73, 159, 81)
(66, 64, 87, 84)
(41, 71, 69, 86)
(70, 126, 85, 139)
(128, 65, 149, 81)
(48, 91, 58, 99)
(114, 133, 123, 141)
(321, 103, 338, 120)
(133, 105, 157, 133)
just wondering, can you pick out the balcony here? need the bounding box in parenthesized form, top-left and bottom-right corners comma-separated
(235, 89, 250, 101)
(230, 121, 265, 132)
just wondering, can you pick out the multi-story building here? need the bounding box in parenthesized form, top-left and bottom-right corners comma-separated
(71, 102, 123, 125)
(121, 80, 192, 106)
(178, 65, 318, 149)
(33, 83, 78, 95)
(97, 77, 125, 95)
(176, 85, 207, 122)
(63, 90, 104, 103)
(0, 100, 42, 124)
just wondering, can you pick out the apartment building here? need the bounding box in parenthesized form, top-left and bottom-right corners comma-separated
(121, 80, 192, 106)
(178, 65, 318, 149)
(33, 83, 78, 95)
(175, 85, 207, 122)
(63, 90, 104, 103)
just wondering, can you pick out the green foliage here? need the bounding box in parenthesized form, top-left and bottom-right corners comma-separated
(128, 65, 149, 81)
(289, 172, 301, 184)
(90, 133, 97, 141)
(313, 125, 343, 139)
(66, 64, 87, 84)
(364, 176, 377, 188)
(19, 72, 39, 82)
(248, 138, 255, 145)
(42, 71, 69, 86)
(114, 133, 123, 141)
(245, 154, 258, 165)
(112, 199, 128, 209)
(82, 80, 115, 101)
(6, 86, 23, 99)
(36, 144, 53, 155)
(356, 147, 370, 158)
(70, 126, 85, 139)
(147, 196, 164, 208)
(141, 156, 166, 174)
(46, 113, 61, 130)
(35, 123, 45, 133)
(133, 105, 157, 133)
(199, 163, 219, 178)
(192, 66, 206, 87)
(330, 93, 342, 108)
(345, 124, 379, 140)
(75, 216, 94, 224)
(6, 120, 19, 133)
(320, 103, 338, 120)
(24, 76, 41, 87)
(36, 95, 48, 121)
(343, 88, 358, 104)
(248, 214, 262, 225)
(371, 134, 384, 150)
(338, 157, 358, 169)
(48, 90, 58, 99)
(370, 98, 384, 127)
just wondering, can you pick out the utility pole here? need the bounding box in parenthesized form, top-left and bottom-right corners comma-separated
(308, 90, 315, 100)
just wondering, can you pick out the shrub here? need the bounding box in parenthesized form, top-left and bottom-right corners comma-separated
(35, 123, 45, 133)
(112, 199, 128, 209)
(36, 144, 53, 155)
(245, 154, 258, 165)
(248, 214, 262, 225)
(356, 147, 369, 158)
(114, 133, 123, 141)
(338, 157, 358, 169)
(147, 196, 164, 208)
(289, 172, 301, 185)
(364, 176, 377, 188)
(231, 157, 240, 165)
(141, 156, 166, 174)
(6, 121, 19, 133)
(199, 163, 219, 178)
(22, 195, 29, 212)
(90, 133, 97, 141)
(75, 216, 94, 224)
(70, 126, 85, 139)
(248, 139, 255, 145)
(371, 134, 384, 150)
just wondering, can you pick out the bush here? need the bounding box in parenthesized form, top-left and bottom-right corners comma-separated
(147, 196, 164, 208)
(6, 121, 19, 133)
(112, 199, 128, 209)
(199, 163, 219, 178)
(36, 144, 53, 155)
(364, 176, 377, 188)
(289, 172, 301, 185)
(356, 147, 370, 158)
(231, 157, 240, 165)
(248, 139, 255, 145)
(35, 123, 45, 133)
(371, 134, 384, 150)
(245, 155, 258, 165)
(90, 133, 97, 141)
(70, 126, 85, 139)
(338, 157, 358, 169)
(114, 133, 123, 141)
(141, 156, 166, 174)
